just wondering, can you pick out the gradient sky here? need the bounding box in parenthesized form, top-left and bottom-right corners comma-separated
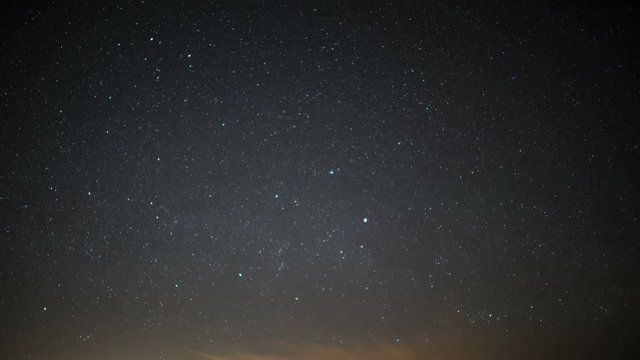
(1, 1, 639, 359)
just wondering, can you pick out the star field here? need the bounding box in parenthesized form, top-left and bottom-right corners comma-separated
(1, 2, 639, 359)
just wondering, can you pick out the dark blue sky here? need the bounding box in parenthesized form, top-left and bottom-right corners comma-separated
(1, 2, 638, 359)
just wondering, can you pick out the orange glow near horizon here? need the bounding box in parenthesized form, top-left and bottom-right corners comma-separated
(10, 327, 618, 360)
(190, 331, 526, 360)
(194, 341, 423, 360)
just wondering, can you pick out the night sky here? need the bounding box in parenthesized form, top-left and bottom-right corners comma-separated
(1, 2, 639, 359)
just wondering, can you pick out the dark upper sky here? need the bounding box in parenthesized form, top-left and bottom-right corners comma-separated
(1, 1, 639, 359)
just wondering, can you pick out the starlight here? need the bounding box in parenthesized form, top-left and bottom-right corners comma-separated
(1, 2, 636, 359)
